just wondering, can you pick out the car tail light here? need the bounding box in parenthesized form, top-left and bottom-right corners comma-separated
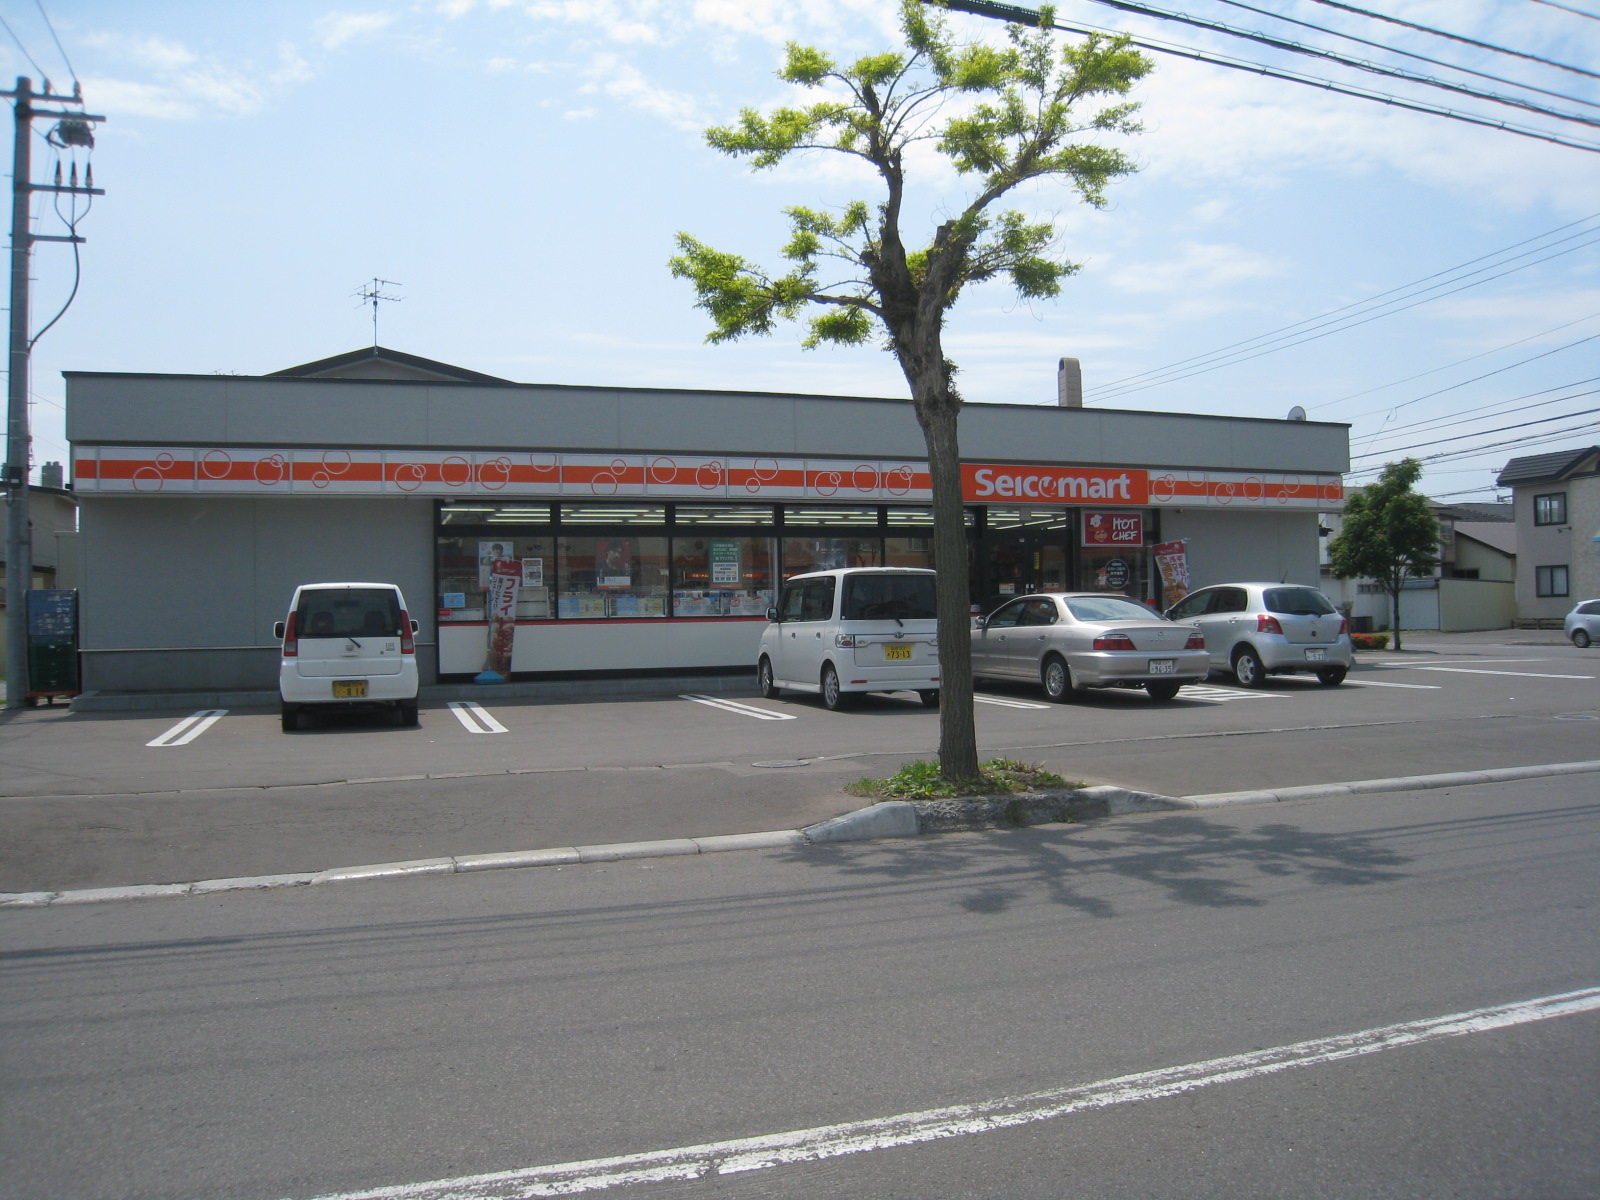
(1257, 615, 1284, 635)
(1093, 633, 1136, 651)
(1184, 630, 1205, 650)
(835, 633, 858, 648)
(1337, 616, 1348, 635)
(282, 611, 299, 657)
(400, 610, 416, 654)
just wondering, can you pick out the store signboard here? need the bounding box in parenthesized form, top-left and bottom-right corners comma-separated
(1082, 511, 1145, 545)
(74, 447, 1343, 509)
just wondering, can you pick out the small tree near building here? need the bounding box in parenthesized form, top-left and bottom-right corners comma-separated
(1328, 458, 1441, 651)
(669, 0, 1151, 780)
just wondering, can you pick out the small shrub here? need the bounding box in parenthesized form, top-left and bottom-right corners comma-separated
(1351, 632, 1390, 650)
(847, 758, 1075, 800)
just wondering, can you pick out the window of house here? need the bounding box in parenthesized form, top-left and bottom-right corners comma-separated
(1535, 565, 1569, 598)
(1534, 493, 1567, 526)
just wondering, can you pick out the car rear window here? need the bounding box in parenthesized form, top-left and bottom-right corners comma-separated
(297, 588, 403, 639)
(1262, 587, 1336, 616)
(840, 574, 936, 620)
(1065, 595, 1160, 622)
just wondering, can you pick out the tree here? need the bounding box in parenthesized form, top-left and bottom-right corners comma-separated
(1328, 458, 1442, 652)
(669, 0, 1151, 780)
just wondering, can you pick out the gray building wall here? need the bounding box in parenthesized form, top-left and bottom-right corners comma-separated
(1160, 509, 1323, 592)
(78, 495, 434, 692)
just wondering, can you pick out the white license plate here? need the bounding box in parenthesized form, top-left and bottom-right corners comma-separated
(1304, 648, 1327, 662)
(1148, 659, 1176, 674)
(333, 679, 368, 698)
(884, 644, 912, 661)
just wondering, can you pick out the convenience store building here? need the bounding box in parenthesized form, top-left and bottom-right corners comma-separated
(65, 348, 1349, 694)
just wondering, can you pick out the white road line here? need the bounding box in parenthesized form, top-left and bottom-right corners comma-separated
(680, 694, 798, 721)
(297, 987, 1600, 1200)
(1347, 679, 1441, 689)
(975, 694, 1052, 710)
(448, 700, 507, 734)
(1181, 685, 1280, 702)
(145, 709, 227, 748)
(1408, 667, 1594, 680)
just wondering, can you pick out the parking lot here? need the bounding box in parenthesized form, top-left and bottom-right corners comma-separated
(1, 635, 1595, 893)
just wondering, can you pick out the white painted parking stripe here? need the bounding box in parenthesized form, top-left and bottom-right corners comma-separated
(145, 709, 227, 748)
(680, 694, 797, 721)
(1408, 666, 1594, 680)
(1180, 685, 1280, 703)
(293, 986, 1600, 1200)
(448, 700, 507, 734)
(1347, 679, 1441, 689)
(975, 694, 1052, 710)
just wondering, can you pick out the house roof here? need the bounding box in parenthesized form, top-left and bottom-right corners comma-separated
(1454, 521, 1516, 557)
(1434, 501, 1512, 522)
(266, 345, 510, 384)
(1495, 446, 1600, 487)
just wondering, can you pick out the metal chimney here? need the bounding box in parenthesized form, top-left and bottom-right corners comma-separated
(1057, 357, 1083, 407)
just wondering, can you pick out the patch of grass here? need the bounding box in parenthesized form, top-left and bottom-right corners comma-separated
(846, 758, 1076, 800)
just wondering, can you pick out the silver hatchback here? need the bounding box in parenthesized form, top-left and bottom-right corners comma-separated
(1165, 582, 1353, 687)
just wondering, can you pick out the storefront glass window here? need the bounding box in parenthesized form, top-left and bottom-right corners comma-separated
(885, 536, 934, 569)
(675, 504, 776, 526)
(782, 506, 880, 527)
(439, 503, 553, 526)
(560, 504, 668, 527)
(987, 506, 1072, 531)
(557, 536, 670, 617)
(437, 535, 556, 622)
(1077, 546, 1150, 602)
(781, 537, 881, 577)
(671, 536, 777, 617)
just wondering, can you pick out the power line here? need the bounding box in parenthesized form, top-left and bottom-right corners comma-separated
(1350, 406, 1600, 461)
(33, 0, 77, 86)
(1087, 230, 1600, 402)
(1526, 0, 1600, 20)
(1346, 421, 1600, 474)
(1211, 0, 1600, 112)
(1301, 0, 1600, 81)
(1354, 382, 1600, 444)
(0, 14, 48, 79)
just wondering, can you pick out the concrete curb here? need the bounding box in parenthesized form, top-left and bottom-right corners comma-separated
(5, 761, 1598, 908)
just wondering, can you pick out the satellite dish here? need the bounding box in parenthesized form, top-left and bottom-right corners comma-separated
(1287, 406, 1307, 421)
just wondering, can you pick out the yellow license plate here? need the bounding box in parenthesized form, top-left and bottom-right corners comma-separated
(333, 680, 368, 698)
(884, 644, 912, 661)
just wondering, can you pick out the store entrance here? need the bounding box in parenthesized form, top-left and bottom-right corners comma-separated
(974, 525, 1070, 617)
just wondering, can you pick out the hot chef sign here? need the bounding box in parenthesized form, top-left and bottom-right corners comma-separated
(1082, 511, 1145, 545)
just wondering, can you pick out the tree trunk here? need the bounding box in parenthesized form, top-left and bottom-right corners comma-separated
(1390, 581, 1403, 652)
(917, 399, 980, 781)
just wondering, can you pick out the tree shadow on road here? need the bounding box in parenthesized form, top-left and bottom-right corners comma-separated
(780, 812, 1413, 919)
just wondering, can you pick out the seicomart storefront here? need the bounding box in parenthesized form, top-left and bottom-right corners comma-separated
(66, 348, 1348, 694)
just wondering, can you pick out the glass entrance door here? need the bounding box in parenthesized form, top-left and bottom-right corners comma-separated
(975, 512, 1072, 617)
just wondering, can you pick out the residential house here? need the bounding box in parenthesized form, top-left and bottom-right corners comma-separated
(1495, 446, 1600, 623)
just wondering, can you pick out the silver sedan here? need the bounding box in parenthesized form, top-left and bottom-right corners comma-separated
(972, 592, 1210, 702)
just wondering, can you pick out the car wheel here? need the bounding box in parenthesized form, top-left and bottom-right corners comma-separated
(821, 663, 852, 711)
(1042, 655, 1077, 703)
(1574, 629, 1592, 649)
(758, 657, 780, 699)
(1146, 680, 1181, 702)
(280, 702, 300, 733)
(918, 689, 940, 708)
(398, 699, 419, 726)
(1232, 647, 1267, 688)
(1316, 666, 1348, 686)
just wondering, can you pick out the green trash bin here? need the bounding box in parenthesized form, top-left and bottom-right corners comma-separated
(25, 589, 79, 703)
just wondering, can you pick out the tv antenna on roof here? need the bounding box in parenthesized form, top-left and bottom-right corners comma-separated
(353, 278, 402, 346)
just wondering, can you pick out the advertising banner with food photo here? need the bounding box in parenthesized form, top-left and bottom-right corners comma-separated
(1153, 540, 1191, 611)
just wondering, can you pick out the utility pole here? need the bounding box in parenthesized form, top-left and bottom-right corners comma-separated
(3, 77, 103, 707)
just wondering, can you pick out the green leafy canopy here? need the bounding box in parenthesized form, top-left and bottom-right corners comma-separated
(668, 0, 1152, 357)
(1328, 457, 1443, 588)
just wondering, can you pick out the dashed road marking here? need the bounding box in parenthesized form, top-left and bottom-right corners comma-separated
(145, 709, 227, 748)
(680, 694, 797, 721)
(448, 700, 507, 734)
(291, 986, 1600, 1199)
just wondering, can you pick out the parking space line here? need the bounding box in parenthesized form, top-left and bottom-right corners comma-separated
(448, 700, 507, 734)
(1347, 679, 1441, 689)
(1408, 666, 1594, 680)
(680, 694, 798, 721)
(975, 694, 1052, 710)
(1180, 685, 1281, 703)
(146, 709, 228, 747)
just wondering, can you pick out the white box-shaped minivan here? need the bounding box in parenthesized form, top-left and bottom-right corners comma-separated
(274, 582, 420, 731)
(757, 567, 940, 709)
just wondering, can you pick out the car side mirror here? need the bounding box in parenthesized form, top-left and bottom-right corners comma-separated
(273, 621, 285, 639)
(972, 615, 986, 630)
(766, 606, 780, 623)
(410, 619, 420, 634)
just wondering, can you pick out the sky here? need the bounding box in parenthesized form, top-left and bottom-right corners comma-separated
(3, 0, 1598, 504)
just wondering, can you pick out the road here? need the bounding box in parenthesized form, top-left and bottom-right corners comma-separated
(0, 634, 1595, 892)
(3, 773, 1596, 1199)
